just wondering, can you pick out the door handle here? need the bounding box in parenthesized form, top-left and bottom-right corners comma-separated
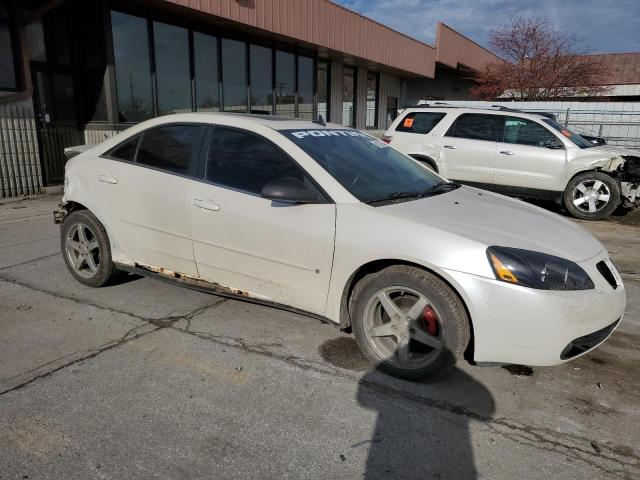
(192, 199, 220, 212)
(97, 174, 118, 184)
(499, 150, 514, 155)
(443, 145, 456, 149)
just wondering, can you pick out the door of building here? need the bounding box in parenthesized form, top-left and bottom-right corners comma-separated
(31, 64, 85, 185)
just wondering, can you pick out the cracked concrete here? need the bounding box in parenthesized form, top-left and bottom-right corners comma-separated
(1, 195, 639, 479)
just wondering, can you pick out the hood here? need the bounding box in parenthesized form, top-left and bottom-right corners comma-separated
(586, 145, 639, 157)
(381, 186, 604, 262)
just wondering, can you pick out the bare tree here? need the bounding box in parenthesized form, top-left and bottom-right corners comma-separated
(471, 18, 610, 100)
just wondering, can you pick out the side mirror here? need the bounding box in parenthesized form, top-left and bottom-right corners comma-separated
(544, 139, 564, 149)
(261, 177, 318, 204)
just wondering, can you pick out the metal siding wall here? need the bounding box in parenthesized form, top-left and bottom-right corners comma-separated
(165, 0, 436, 77)
(436, 23, 500, 71)
(0, 98, 42, 198)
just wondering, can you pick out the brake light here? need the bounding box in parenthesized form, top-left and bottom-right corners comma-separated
(382, 135, 392, 144)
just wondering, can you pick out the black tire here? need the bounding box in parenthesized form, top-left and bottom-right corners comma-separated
(563, 172, 620, 220)
(351, 265, 470, 381)
(60, 210, 117, 287)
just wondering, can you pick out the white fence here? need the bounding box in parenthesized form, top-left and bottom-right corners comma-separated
(437, 101, 640, 150)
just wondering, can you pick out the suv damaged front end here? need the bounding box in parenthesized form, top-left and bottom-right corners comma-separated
(590, 154, 640, 208)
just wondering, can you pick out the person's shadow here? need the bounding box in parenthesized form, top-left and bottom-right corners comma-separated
(356, 365, 495, 479)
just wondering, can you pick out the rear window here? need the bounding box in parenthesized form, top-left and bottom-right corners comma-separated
(395, 112, 446, 134)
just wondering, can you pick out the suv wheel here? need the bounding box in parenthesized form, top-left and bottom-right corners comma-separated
(61, 210, 117, 287)
(351, 265, 470, 381)
(563, 172, 620, 220)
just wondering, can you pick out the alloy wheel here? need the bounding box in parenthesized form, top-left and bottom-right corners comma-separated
(65, 222, 101, 279)
(572, 180, 611, 214)
(362, 286, 444, 370)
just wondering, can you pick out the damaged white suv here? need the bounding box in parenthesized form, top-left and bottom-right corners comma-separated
(384, 107, 640, 220)
(57, 113, 625, 381)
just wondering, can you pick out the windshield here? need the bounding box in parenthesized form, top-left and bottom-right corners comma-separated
(542, 119, 594, 148)
(283, 129, 448, 204)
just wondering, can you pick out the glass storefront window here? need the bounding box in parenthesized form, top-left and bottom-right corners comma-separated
(111, 11, 153, 122)
(365, 72, 378, 128)
(386, 96, 398, 129)
(342, 66, 356, 127)
(221, 39, 247, 112)
(275, 50, 295, 117)
(250, 44, 272, 114)
(316, 61, 329, 122)
(297, 56, 314, 120)
(154, 22, 191, 115)
(0, 0, 17, 90)
(193, 32, 220, 111)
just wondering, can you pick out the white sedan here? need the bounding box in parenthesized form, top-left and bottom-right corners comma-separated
(56, 113, 626, 380)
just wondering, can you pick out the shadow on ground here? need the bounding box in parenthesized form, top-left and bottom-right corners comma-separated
(320, 337, 495, 479)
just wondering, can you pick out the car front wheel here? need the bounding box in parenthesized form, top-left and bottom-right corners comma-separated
(61, 210, 117, 287)
(563, 172, 620, 220)
(351, 265, 470, 381)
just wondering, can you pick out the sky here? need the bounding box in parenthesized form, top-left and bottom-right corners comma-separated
(333, 0, 640, 54)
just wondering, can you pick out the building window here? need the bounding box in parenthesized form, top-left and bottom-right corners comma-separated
(193, 32, 220, 111)
(221, 39, 247, 112)
(297, 56, 314, 120)
(0, 0, 18, 90)
(342, 66, 356, 127)
(365, 72, 378, 129)
(153, 22, 191, 115)
(111, 11, 153, 122)
(386, 96, 398, 129)
(316, 61, 329, 122)
(250, 44, 273, 114)
(275, 50, 295, 117)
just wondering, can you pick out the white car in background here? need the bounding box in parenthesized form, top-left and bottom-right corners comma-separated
(57, 113, 625, 380)
(383, 106, 640, 220)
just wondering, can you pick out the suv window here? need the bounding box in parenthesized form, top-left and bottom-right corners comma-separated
(502, 116, 560, 147)
(105, 135, 140, 162)
(445, 113, 502, 142)
(395, 112, 446, 134)
(206, 127, 320, 198)
(136, 125, 204, 175)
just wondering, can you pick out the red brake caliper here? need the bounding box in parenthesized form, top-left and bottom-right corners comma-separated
(421, 306, 439, 336)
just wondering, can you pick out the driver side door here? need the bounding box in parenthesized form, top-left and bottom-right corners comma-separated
(188, 126, 336, 315)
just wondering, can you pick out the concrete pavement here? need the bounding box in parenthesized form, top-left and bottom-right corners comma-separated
(1, 194, 639, 479)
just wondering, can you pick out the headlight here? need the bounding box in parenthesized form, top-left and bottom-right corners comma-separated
(487, 246, 594, 291)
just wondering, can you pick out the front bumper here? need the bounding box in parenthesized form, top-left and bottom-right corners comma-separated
(443, 253, 626, 366)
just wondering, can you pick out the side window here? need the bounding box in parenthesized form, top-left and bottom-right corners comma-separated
(136, 125, 204, 175)
(395, 112, 446, 134)
(502, 116, 561, 147)
(445, 114, 502, 142)
(105, 135, 140, 162)
(206, 127, 319, 198)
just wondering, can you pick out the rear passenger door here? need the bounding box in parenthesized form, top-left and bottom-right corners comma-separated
(188, 126, 336, 315)
(97, 123, 205, 276)
(440, 113, 502, 185)
(391, 111, 447, 162)
(494, 116, 567, 191)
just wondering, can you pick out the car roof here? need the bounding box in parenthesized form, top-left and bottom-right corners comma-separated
(148, 112, 348, 131)
(400, 106, 549, 121)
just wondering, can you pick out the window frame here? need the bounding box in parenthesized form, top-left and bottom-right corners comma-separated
(502, 115, 565, 149)
(100, 122, 207, 179)
(365, 71, 379, 129)
(0, 0, 21, 91)
(195, 125, 332, 204)
(444, 113, 504, 143)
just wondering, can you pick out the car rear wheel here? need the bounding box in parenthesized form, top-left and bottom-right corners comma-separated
(564, 172, 620, 220)
(61, 210, 117, 287)
(351, 265, 470, 381)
